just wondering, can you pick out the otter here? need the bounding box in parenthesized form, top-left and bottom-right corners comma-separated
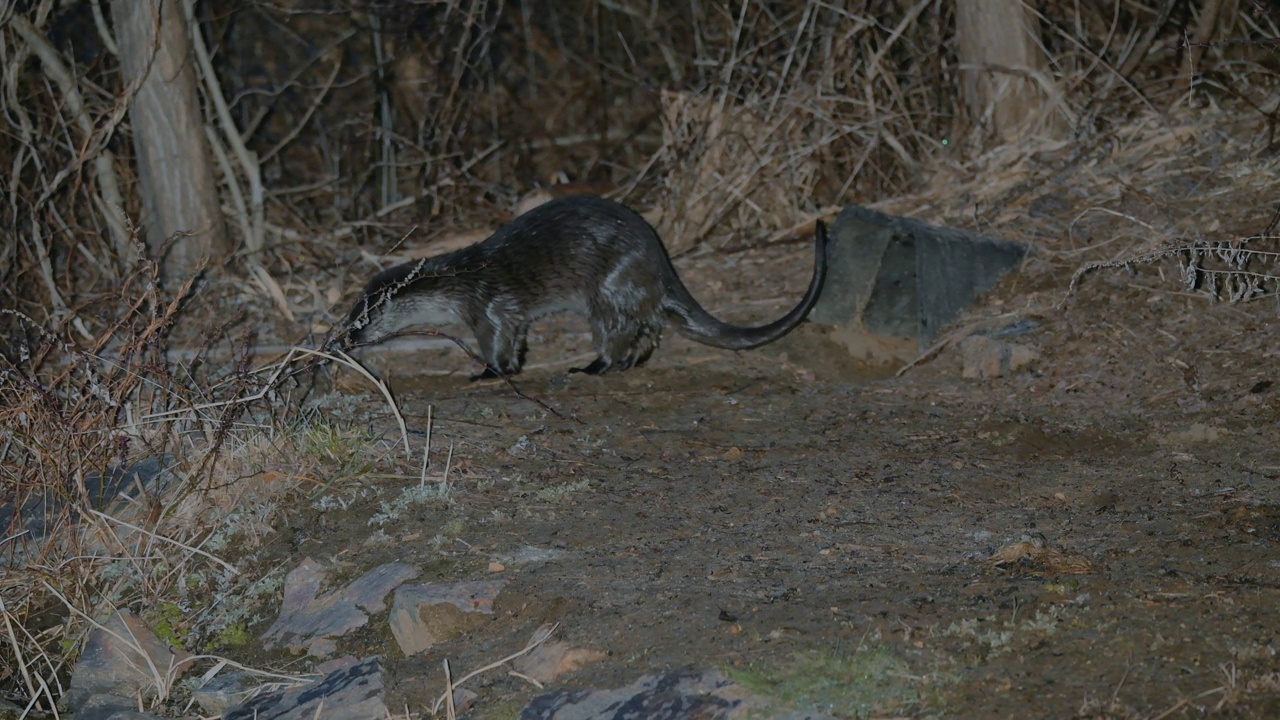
(342, 195, 827, 380)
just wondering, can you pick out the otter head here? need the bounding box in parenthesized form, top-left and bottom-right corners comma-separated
(340, 262, 464, 349)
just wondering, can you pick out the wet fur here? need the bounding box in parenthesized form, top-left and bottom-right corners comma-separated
(343, 195, 828, 380)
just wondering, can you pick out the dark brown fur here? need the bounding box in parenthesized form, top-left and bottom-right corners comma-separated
(343, 195, 827, 380)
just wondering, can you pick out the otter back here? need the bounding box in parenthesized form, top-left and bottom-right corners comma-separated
(343, 195, 827, 380)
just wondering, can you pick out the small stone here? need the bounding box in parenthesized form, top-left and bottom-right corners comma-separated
(492, 546, 569, 567)
(960, 335, 1039, 379)
(512, 625, 606, 684)
(389, 580, 505, 656)
(452, 687, 478, 714)
(1161, 423, 1225, 446)
(64, 610, 193, 712)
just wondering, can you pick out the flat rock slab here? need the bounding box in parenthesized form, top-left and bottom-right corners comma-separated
(810, 205, 1028, 348)
(223, 656, 386, 720)
(389, 579, 505, 656)
(262, 558, 419, 657)
(64, 610, 193, 711)
(518, 669, 838, 720)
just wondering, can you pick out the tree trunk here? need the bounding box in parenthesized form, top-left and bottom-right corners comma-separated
(110, 0, 227, 279)
(955, 0, 1062, 142)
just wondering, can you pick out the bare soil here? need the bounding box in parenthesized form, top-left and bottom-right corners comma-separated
(244, 241, 1280, 719)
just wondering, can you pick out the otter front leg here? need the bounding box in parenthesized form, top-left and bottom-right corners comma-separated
(571, 321, 623, 375)
(469, 313, 528, 381)
(469, 366, 507, 381)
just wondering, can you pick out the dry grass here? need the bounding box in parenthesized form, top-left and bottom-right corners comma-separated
(0, 249, 363, 713)
(5, 1, 1280, 327)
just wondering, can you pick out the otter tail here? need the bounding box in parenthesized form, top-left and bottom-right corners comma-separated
(663, 221, 828, 350)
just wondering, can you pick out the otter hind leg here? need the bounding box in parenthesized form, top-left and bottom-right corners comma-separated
(572, 280, 664, 375)
(570, 357, 612, 375)
(572, 320, 662, 375)
(621, 323, 662, 369)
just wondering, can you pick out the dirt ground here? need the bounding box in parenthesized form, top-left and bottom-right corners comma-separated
(237, 236, 1280, 719)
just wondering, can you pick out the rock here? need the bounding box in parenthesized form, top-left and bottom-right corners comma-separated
(492, 546, 570, 568)
(74, 693, 173, 719)
(809, 205, 1028, 348)
(519, 670, 838, 720)
(1160, 423, 1226, 446)
(1, 456, 180, 569)
(0, 696, 23, 718)
(388, 580, 505, 656)
(190, 670, 257, 716)
(960, 335, 1039, 378)
(512, 625, 606, 684)
(452, 687, 479, 714)
(64, 610, 193, 711)
(223, 656, 386, 720)
(314, 655, 362, 675)
(261, 559, 419, 657)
